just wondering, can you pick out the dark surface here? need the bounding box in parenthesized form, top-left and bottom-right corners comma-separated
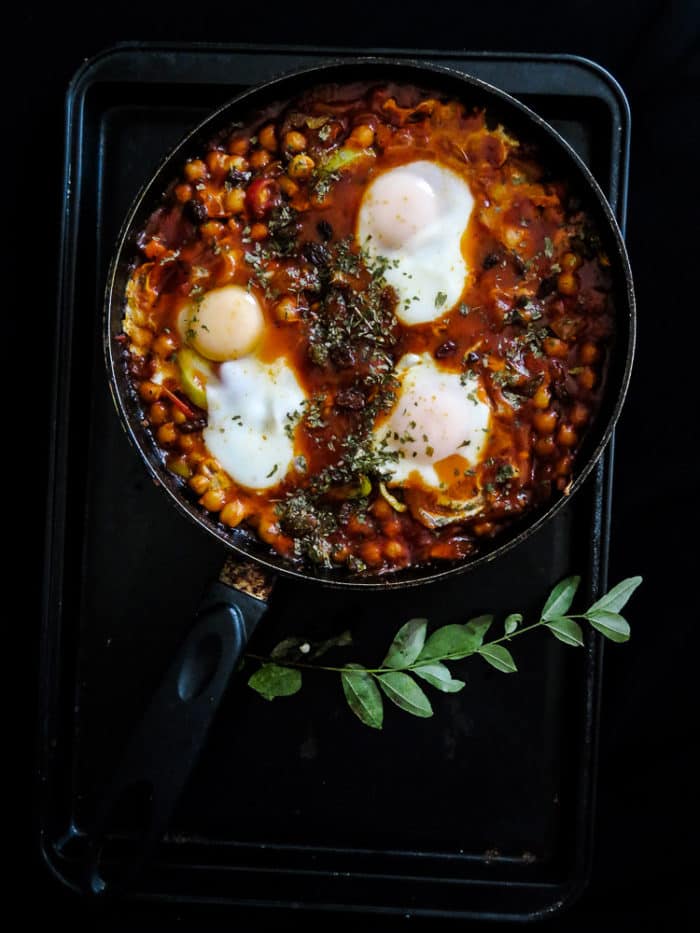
(17, 2, 697, 929)
(41, 49, 617, 921)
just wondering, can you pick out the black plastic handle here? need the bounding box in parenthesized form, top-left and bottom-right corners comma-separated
(82, 580, 269, 896)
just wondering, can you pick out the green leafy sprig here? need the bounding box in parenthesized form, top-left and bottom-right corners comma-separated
(246, 575, 642, 729)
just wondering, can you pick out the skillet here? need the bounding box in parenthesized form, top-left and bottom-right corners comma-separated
(93, 56, 635, 893)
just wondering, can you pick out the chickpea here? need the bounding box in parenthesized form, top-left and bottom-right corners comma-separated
(156, 422, 178, 446)
(543, 337, 568, 359)
(144, 237, 167, 260)
(184, 159, 207, 182)
(532, 384, 551, 409)
(349, 124, 375, 147)
(535, 435, 556, 457)
(381, 518, 402, 538)
(384, 540, 407, 561)
(561, 251, 582, 271)
(174, 183, 193, 203)
(206, 149, 228, 176)
(570, 402, 590, 427)
(284, 130, 307, 153)
(274, 296, 302, 323)
(473, 522, 495, 537)
(555, 454, 573, 477)
(258, 124, 277, 152)
(288, 153, 315, 179)
(149, 400, 169, 425)
(577, 366, 597, 391)
(172, 407, 188, 425)
(557, 271, 579, 296)
(249, 222, 268, 241)
(278, 176, 299, 197)
(178, 433, 195, 453)
(332, 546, 350, 563)
(129, 325, 153, 349)
(200, 488, 227, 512)
(257, 519, 282, 546)
(227, 136, 249, 156)
(220, 499, 248, 528)
(249, 148, 271, 170)
(371, 498, 392, 520)
(557, 424, 577, 447)
(189, 474, 210, 496)
(533, 409, 558, 434)
(138, 380, 162, 403)
(224, 154, 249, 173)
(152, 332, 178, 358)
(201, 220, 224, 239)
(347, 514, 373, 538)
(503, 226, 524, 250)
(580, 342, 600, 364)
(360, 541, 383, 568)
(224, 187, 246, 214)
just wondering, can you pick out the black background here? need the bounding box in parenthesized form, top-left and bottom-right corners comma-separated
(16, 1, 697, 928)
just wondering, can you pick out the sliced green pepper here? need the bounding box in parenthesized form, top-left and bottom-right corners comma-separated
(176, 346, 212, 410)
(321, 146, 375, 175)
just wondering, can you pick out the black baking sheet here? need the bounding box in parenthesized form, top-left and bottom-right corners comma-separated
(40, 44, 629, 921)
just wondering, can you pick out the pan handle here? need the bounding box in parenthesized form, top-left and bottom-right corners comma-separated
(82, 557, 274, 896)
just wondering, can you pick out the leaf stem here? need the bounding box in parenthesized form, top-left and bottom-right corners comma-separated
(437, 619, 547, 660)
(245, 617, 550, 675)
(245, 652, 388, 675)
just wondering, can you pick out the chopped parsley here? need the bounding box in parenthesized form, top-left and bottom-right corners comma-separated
(495, 463, 516, 484)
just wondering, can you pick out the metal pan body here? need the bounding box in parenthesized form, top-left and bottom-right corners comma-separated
(104, 57, 636, 591)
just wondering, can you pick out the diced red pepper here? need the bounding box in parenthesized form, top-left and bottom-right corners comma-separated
(245, 178, 281, 218)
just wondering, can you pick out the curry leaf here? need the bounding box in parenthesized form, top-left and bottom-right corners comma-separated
(464, 614, 493, 643)
(541, 575, 581, 621)
(586, 576, 642, 615)
(377, 671, 433, 717)
(412, 662, 466, 693)
(308, 630, 353, 659)
(586, 609, 631, 643)
(247, 663, 302, 701)
(270, 637, 306, 661)
(545, 617, 584, 647)
(382, 618, 428, 668)
(418, 624, 482, 662)
(478, 644, 517, 673)
(504, 613, 522, 635)
(341, 663, 383, 729)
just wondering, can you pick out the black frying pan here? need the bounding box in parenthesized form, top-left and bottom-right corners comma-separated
(93, 57, 635, 894)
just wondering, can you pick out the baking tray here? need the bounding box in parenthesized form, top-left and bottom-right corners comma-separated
(39, 43, 630, 922)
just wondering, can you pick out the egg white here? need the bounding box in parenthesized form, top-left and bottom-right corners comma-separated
(374, 353, 491, 493)
(357, 160, 474, 325)
(204, 357, 306, 491)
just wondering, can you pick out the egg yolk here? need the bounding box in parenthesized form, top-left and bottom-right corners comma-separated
(361, 168, 439, 250)
(182, 285, 264, 361)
